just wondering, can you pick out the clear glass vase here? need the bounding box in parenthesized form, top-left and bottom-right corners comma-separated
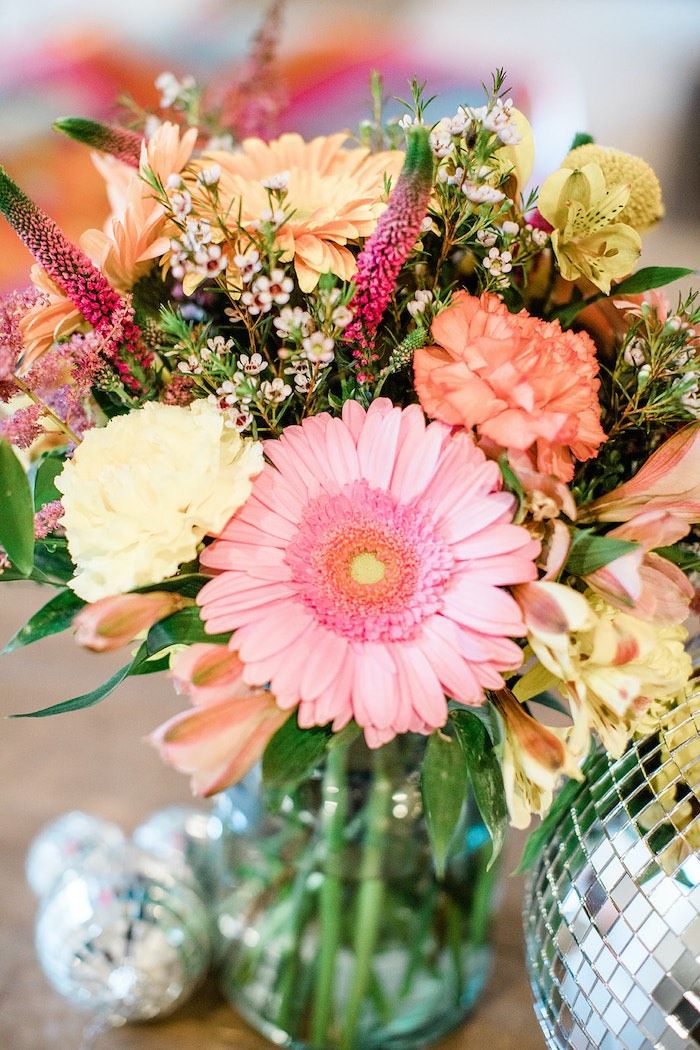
(210, 733, 498, 1050)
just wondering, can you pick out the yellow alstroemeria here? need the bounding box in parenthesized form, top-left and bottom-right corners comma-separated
(537, 163, 641, 294)
(494, 687, 588, 829)
(515, 582, 692, 758)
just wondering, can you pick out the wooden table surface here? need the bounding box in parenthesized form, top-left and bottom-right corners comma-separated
(0, 581, 544, 1050)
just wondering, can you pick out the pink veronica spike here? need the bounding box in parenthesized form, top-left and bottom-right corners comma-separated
(0, 166, 149, 389)
(53, 118, 143, 167)
(344, 125, 434, 356)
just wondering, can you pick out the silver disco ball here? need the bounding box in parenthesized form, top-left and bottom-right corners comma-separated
(524, 691, 700, 1050)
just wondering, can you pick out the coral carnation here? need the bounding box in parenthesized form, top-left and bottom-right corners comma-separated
(414, 291, 606, 481)
(198, 398, 540, 747)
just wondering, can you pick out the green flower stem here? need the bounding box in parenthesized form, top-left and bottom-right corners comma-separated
(276, 840, 323, 1033)
(340, 748, 392, 1050)
(468, 845, 499, 947)
(310, 743, 349, 1047)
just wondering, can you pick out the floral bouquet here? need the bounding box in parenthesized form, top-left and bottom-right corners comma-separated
(1, 9, 699, 1046)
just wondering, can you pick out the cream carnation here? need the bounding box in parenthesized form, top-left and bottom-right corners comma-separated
(57, 401, 263, 601)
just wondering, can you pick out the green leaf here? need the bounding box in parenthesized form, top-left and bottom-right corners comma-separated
(2, 588, 84, 654)
(654, 544, 700, 573)
(129, 652, 171, 675)
(612, 266, 695, 296)
(554, 294, 604, 328)
(0, 439, 35, 575)
(421, 730, 468, 879)
(569, 131, 594, 149)
(498, 454, 525, 523)
(262, 715, 332, 789)
(32, 455, 64, 511)
(32, 536, 75, 584)
(135, 573, 211, 599)
(516, 772, 586, 874)
(11, 661, 134, 718)
(145, 605, 230, 653)
(451, 710, 508, 870)
(555, 267, 695, 330)
(565, 528, 639, 576)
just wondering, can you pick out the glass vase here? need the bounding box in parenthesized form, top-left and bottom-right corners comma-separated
(210, 733, 498, 1050)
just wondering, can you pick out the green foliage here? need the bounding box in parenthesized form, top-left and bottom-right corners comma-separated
(0, 439, 35, 575)
(451, 709, 508, 869)
(569, 131, 594, 149)
(145, 605, 230, 653)
(2, 589, 84, 654)
(421, 729, 468, 878)
(11, 660, 135, 718)
(556, 267, 695, 328)
(135, 573, 211, 599)
(31, 455, 64, 511)
(565, 528, 639, 576)
(613, 266, 695, 296)
(263, 716, 332, 789)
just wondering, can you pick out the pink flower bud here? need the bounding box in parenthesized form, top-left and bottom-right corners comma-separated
(73, 591, 187, 652)
(580, 424, 700, 524)
(150, 645, 288, 796)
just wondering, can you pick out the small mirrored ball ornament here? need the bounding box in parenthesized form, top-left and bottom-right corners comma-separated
(35, 844, 212, 1024)
(132, 806, 216, 892)
(26, 811, 126, 898)
(524, 692, 700, 1050)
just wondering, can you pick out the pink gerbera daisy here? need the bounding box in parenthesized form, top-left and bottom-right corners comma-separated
(198, 398, 540, 747)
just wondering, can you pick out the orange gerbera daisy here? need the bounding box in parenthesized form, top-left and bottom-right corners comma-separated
(197, 132, 404, 292)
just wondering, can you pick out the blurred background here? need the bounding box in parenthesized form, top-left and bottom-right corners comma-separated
(0, 1, 699, 1046)
(0, 0, 699, 287)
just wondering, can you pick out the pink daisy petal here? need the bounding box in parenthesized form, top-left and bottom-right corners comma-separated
(389, 411, 445, 503)
(198, 401, 538, 745)
(235, 605, 316, 662)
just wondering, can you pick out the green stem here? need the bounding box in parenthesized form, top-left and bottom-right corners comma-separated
(340, 748, 391, 1050)
(310, 744, 349, 1047)
(275, 839, 323, 1033)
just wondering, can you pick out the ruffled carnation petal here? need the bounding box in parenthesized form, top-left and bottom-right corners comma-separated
(414, 291, 606, 482)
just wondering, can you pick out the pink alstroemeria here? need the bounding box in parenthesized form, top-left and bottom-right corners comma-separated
(53, 118, 142, 167)
(74, 591, 187, 652)
(580, 424, 700, 523)
(149, 644, 289, 796)
(344, 126, 433, 358)
(585, 510, 693, 625)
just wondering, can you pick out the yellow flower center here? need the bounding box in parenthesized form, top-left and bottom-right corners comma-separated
(349, 551, 387, 586)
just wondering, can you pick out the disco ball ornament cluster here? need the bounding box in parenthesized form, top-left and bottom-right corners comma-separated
(29, 807, 213, 1026)
(524, 691, 700, 1050)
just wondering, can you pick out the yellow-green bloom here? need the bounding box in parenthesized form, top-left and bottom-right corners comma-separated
(563, 144, 663, 232)
(537, 163, 641, 293)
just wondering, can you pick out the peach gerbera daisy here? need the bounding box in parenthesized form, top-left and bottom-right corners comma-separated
(197, 133, 404, 292)
(414, 292, 606, 482)
(198, 398, 540, 748)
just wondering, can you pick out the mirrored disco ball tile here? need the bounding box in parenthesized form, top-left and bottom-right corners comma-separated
(524, 690, 700, 1049)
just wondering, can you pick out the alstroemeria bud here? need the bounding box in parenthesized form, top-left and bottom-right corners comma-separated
(170, 643, 244, 704)
(580, 423, 700, 524)
(73, 591, 188, 652)
(149, 658, 288, 795)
